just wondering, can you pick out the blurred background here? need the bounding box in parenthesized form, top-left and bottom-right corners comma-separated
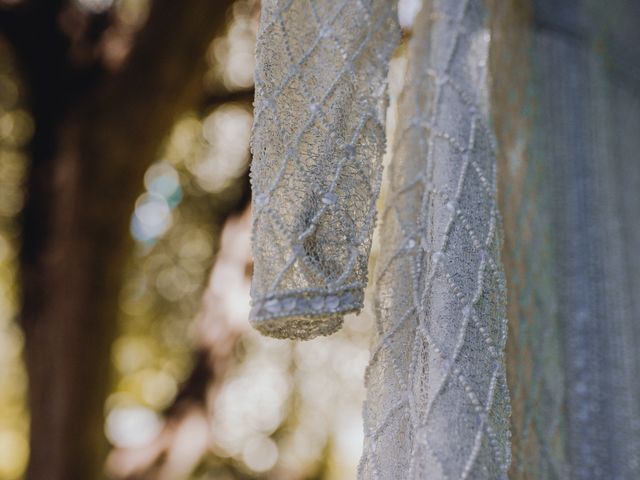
(0, 1, 417, 479)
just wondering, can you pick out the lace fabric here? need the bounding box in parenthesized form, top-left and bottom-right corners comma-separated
(249, 0, 640, 477)
(359, 1, 510, 478)
(249, 0, 399, 339)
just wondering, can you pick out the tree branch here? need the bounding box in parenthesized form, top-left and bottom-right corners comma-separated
(198, 87, 255, 114)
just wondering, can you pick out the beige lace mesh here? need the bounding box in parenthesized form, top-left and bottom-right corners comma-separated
(249, 0, 399, 339)
(360, 1, 510, 478)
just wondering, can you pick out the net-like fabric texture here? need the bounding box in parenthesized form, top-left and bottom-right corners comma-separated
(249, 0, 640, 477)
(249, 0, 400, 339)
(360, 1, 510, 478)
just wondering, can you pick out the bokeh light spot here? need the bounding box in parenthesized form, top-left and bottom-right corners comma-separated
(131, 193, 172, 243)
(106, 405, 163, 449)
(242, 436, 278, 473)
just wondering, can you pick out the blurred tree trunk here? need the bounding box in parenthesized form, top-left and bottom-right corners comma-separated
(1, 1, 233, 478)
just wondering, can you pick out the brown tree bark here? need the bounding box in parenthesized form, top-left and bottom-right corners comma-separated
(1, 1, 233, 478)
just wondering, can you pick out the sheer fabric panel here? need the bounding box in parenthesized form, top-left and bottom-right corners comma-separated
(250, 0, 399, 339)
(360, 2, 511, 478)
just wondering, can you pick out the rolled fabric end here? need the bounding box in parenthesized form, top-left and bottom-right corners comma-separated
(249, 288, 364, 339)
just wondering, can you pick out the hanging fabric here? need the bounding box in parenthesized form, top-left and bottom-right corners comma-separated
(361, 1, 510, 478)
(249, 0, 399, 339)
(250, 0, 640, 478)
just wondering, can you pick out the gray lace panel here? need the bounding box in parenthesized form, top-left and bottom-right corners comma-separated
(360, 1, 511, 478)
(249, 0, 399, 339)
